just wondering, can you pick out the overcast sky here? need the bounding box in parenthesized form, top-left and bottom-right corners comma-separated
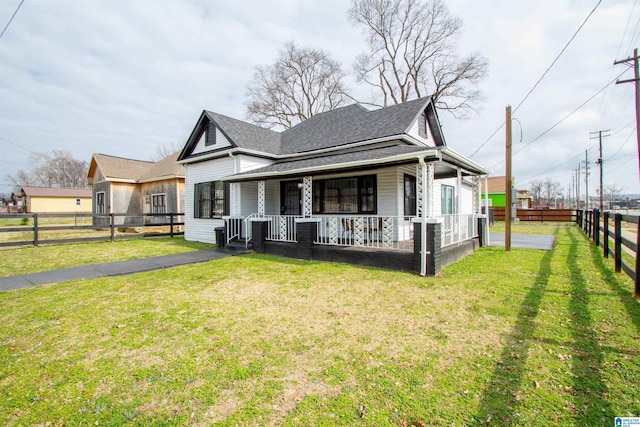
(1, 0, 639, 198)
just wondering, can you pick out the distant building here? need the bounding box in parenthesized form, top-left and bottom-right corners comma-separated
(17, 186, 92, 213)
(480, 176, 531, 208)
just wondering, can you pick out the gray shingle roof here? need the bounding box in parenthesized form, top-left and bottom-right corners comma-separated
(228, 144, 429, 178)
(206, 112, 281, 155)
(185, 97, 432, 158)
(279, 97, 429, 154)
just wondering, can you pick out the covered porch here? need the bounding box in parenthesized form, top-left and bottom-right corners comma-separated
(222, 147, 491, 275)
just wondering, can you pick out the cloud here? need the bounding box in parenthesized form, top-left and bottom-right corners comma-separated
(0, 0, 637, 195)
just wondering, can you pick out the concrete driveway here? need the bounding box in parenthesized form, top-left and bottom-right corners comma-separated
(489, 232, 556, 250)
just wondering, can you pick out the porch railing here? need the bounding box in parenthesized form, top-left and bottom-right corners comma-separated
(315, 215, 414, 251)
(439, 214, 478, 247)
(223, 214, 479, 251)
(224, 213, 260, 250)
(265, 215, 301, 242)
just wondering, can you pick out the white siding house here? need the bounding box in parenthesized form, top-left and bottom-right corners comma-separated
(178, 97, 491, 274)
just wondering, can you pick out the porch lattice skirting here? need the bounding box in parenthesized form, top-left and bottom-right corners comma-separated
(250, 216, 488, 276)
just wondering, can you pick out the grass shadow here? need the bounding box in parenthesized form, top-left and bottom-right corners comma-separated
(589, 236, 640, 334)
(565, 228, 612, 423)
(474, 228, 557, 424)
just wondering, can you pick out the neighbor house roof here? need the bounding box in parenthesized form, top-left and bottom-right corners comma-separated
(21, 186, 91, 198)
(88, 152, 184, 184)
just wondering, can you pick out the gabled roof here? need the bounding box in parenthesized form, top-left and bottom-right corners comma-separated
(88, 152, 184, 184)
(206, 111, 281, 154)
(21, 186, 91, 198)
(178, 96, 440, 161)
(89, 154, 153, 182)
(137, 151, 185, 182)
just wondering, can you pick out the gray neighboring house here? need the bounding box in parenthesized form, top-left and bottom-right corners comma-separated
(87, 151, 185, 226)
(178, 97, 491, 275)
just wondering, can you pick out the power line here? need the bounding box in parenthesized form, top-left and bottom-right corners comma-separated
(0, 0, 25, 39)
(512, 0, 601, 114)
(0, 136, 35, 154)
(605, 127, 636, 161)
(490, 69, 626, 170)
(469, 0, 602, 158)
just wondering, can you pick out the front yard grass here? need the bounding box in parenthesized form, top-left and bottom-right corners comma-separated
(1, 224, 639, 426)
(0, 238, 214, 277)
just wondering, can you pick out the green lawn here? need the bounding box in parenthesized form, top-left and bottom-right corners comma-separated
(1, 224, 639, 426)
(0, 238, 215, 276)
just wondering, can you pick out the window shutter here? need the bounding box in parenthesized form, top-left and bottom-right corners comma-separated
(418, 112, 427, 138)
(205, 122, 217, 146)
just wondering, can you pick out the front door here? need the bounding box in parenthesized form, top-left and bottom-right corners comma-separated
(280, 180, 301, 215)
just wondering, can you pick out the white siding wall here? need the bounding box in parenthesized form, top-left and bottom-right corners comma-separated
(191, 128, 232, 156)
(240, 181, 258, 216)
(184, 157, 235, 244)
(406, 115, 434, 147)
(376, 168, 399, 217)
(237, 155, 273, 173)
(460, 181, 474, 215)
(265, 181, 279, 214)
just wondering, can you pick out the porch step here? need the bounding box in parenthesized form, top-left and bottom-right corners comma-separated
(224, 239, 253, 252)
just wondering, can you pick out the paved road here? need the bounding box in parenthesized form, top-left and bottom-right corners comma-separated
(0, 249, 236, 292)
(489, 232, 556, 250)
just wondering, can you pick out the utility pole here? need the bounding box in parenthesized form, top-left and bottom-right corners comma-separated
(614, 48, 640, 181)
(577, 163, 581, 209)
(584, 150, 590, 210)
(505, 105, 512, 252)
(591, 129, 610, 211)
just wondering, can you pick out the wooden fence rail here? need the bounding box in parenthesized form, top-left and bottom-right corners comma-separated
(577, 209, 640, 297)
(0, 212, 184, 248)
(491, 207, 575, 222)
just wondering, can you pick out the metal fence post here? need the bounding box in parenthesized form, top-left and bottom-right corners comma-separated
(170, 213, 174, 238)
(33, 213, 38, 247)
(636, 220, 640, 297)
(110, 213, 115, 242)
(603, 211, 609, 258)
(614, 213, 622, 273)
(593, 209, 600, 247)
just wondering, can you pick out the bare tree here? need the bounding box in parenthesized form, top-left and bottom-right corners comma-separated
(152, 141, 183, 162)
(246, 42, 350, 129)
(604, 183, 623, 209)
(348, 0, 488, 115)
(529, 179, 543, 207)
(541, 178, 563, 207)
(5, 150, 88, 188)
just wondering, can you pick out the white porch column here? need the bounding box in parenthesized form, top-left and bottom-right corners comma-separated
(303, 176, 312, 217)
(426, 163, 434, 218)
(416, 163, 424, 217)
(257, 180, 265, 216)
(484, 175, 490, 246)
(473, 176, 480, 214)
(456, 167, 462, 242)
(230, 182, 241, 216)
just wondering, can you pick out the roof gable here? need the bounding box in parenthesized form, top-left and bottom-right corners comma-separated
(89, 154, 153, 182)
(178, 96, 444, 160)
(88, 152, 183, 184)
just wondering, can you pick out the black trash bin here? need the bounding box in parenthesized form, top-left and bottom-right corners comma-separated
(214, 227, 225, 248)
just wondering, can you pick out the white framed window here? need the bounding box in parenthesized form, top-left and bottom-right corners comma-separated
(151, 193, 167, 214)
(76, 198, 81, 206)
(441, 185, 455, 215)
(96, 191, 106, 214)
